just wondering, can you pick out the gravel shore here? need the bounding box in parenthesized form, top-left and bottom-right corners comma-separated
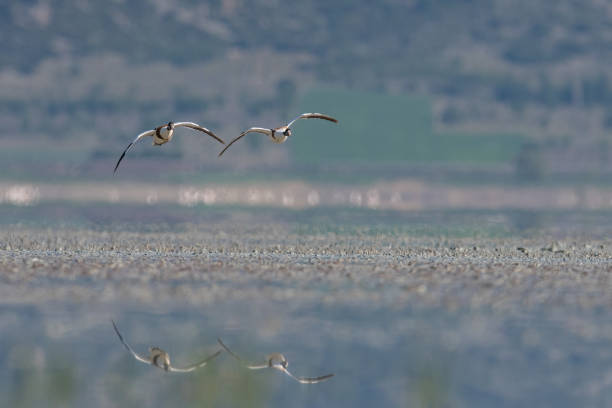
(1, 216, 610, 310)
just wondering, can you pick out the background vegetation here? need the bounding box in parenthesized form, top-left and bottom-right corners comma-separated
(2, 0, 612, 181)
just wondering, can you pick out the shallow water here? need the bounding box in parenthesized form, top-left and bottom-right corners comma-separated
(1, 203, 612, 407)
(4, 299, 612, 407)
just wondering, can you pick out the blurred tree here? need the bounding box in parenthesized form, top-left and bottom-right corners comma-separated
(276, 78, 297, 119)
(441, 106, 461, 125)
(515, 142, 544, 182)
(582, 74, 610, 106)
(494, 78, 531, 111)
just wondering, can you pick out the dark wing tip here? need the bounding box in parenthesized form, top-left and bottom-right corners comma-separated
(209, 349, 223, 360)
(208, 131, 226, 145)
(196, 127, 225, 145)
(217, 134, 243, 157)
(318, 114, 338, 123)
(217, 337, 228, 349)
(113, 143, 132, 174)
(217, 338, 243, 362)
(218, 146, 229, 157)
(113, 156, 123, 174)
(111, 320, 123, 341)
(207, 348, 223, 360)
(301, 373, 335, 383)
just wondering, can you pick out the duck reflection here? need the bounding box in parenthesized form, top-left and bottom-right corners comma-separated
(111, 320, 221, 373)
(217, 338, 334, 384)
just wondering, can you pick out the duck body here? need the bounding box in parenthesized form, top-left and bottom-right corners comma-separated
(269, 127, 291, 144)
(153, 122, 174, 145)
(267, 352, 289, 369)
(150, 347, 172, 371)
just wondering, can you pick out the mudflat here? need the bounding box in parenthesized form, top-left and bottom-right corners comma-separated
(0, 220, 610, 310)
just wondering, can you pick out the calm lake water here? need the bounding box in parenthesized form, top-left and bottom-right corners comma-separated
(4, 297, 612, 407)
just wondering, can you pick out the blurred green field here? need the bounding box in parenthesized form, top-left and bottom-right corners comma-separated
(293, 89, 525, 164)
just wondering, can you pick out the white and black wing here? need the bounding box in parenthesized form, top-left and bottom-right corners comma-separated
(217, 338, 268, 369)
(278, 366, 335, 384)
(167, 349, 223, 373)
(286, 113, 338, 128)
(111, 320, 151, 365)
(218, 128, 271, 157)
(173, 122, 225, 145)
(113, 129, 156, 174)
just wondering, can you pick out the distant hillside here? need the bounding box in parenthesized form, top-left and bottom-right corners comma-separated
(6, 1, 612, 82)
(1, 0, 612, 175)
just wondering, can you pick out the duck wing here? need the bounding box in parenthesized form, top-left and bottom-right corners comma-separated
(286, 113, 338, 128)
(217, 338, 268, 369)
(167, 349, 223, 373)
(113, 129, 155, 174)
(217, 128, 271, 157)
(173, 122, 225, 145)
(111, 320, 151, 365)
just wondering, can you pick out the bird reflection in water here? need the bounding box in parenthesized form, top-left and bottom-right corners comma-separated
(217, 338, 334, 384)
(111, 320, 221, 373)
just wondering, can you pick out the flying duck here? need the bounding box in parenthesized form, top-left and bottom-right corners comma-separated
(111, 320, 222, 373)
(218, 113, 338, 157)
(217, 338, 334, 384)
(113, 121, 225, 173)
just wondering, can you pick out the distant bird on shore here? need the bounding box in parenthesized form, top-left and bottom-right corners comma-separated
(217, 338, 334, 384)
(218, 113, 338, 157)
(111, 320, 222, 373)
(113, 121, 225, 173)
